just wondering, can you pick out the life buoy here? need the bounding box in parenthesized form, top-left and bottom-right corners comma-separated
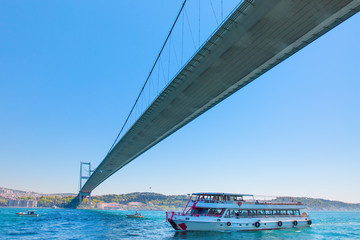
(301, 212, 309, 217)
(307, 220, 312, 225)
(227, 222, 231, 226)
(293, 220, 298, 226)
(277, 221, 282, 227)
(255, 222, 260, 228)
(237, 201, 242, 207)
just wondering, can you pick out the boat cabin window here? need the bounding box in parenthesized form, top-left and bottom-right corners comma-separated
(280, 210, 287, 215)
(234, 196, 244, 201)
(203, 195, 212, 201)
(206, 208, 224, 217)
(224, 210, 250, 218)
(214, 195, 227, 201)
(224, 210, 230, 218)
(190, 208, 209, 216)
(273, 210, 280, 215)
(225, 210, 238, 218)
(211, 195, 229, 201)
(234, 210, 241, 218)
(240, 210, 248, 216)
(248, 210, 256, 216)
(265, 210, 272, 215)
(257, 210, 265, 216)
(194, 195, 203, 201)
(201, 194, 241, 202)
(221, 209, 302, 217)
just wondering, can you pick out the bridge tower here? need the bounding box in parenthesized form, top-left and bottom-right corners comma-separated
(79, 162, 93, 208)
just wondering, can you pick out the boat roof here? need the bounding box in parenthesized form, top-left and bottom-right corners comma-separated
(193, 192, 254, 197)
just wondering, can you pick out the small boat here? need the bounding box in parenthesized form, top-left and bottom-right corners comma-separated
(126, 211, 144, 218)
(16, 210, 39, 217)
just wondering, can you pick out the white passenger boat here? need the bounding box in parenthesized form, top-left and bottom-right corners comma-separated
(166, 193, 312, 231)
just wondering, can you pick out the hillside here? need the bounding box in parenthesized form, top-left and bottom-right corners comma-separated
(1, 187, 359, 211)
(91, 192, 188, 211)
(0, 187, 75, 199)
(285, 197, 360, 211)
(90, 193, 360, 211)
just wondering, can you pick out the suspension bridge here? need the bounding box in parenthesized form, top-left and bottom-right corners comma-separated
(78, 0, 360, 207)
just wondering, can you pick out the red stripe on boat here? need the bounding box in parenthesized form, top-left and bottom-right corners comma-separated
(179, 223, 187, 230)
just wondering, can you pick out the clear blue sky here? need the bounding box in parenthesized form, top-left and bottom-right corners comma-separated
(0, 1, 359, 203)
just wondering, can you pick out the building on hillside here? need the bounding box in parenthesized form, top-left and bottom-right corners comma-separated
(8, 199, 37, 208)
(95, 202, 125, 210)
(128, 202, 144, 209)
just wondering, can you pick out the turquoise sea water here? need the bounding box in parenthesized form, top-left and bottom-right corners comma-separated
(0, 209, 359, 239)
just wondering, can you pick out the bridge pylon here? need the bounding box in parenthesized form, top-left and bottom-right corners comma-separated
(79, 161, 94, 208)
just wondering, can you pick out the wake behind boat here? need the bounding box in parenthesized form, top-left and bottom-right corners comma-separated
(166, 193, 312, 231)
(16, 210, 39, 217)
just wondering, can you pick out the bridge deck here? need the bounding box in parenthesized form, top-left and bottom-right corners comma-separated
(81, 0, 360, 193)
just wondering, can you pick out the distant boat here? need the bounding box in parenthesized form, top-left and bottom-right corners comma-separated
(126, 211, 144, 218)
(16, 210, 39, 217)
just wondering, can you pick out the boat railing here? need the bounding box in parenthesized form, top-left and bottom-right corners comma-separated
(165, 211, 183, 222)
(165, 211, 305, 220)
(262, 202, 303, 205)
(222, 215, 303, 219)
(195, 199, 303, 205)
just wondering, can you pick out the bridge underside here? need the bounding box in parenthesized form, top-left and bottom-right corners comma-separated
(81, 0, 360, 193)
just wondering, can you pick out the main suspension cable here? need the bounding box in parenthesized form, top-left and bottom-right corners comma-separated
(107, 0, 188, 155)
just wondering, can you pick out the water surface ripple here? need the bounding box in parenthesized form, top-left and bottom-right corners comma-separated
(0, 209, 359, 239)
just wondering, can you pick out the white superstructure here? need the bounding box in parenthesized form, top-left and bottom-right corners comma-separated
(166, 193, 312, 231)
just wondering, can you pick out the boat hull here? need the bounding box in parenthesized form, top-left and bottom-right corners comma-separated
(126, 215, 144, 218)
(16, 213, 39, 217)
(170, 217, 311, 231)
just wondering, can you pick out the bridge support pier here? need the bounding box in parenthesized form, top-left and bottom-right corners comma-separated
(79, 191, 91, 208)
(79, 161, 93, 208)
